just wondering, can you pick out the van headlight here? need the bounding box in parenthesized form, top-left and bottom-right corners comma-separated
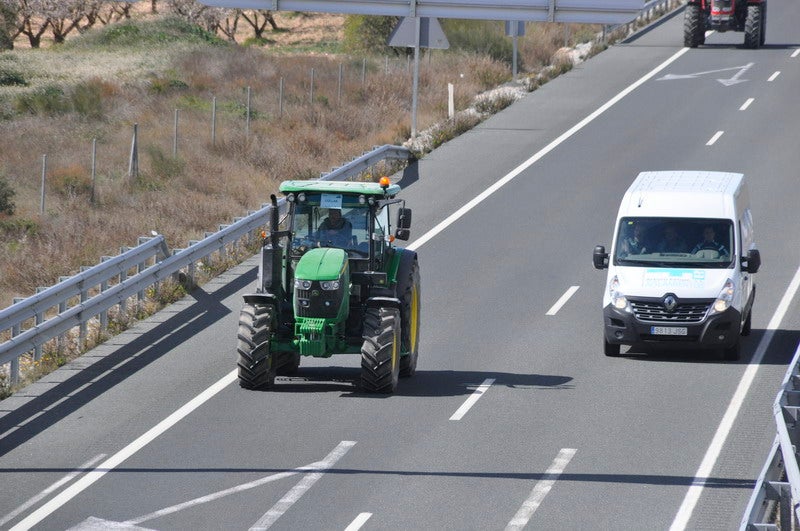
(609, 275, 631, 312)
(711, 278, 735, 314)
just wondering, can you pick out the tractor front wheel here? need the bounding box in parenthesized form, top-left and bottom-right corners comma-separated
(684, 3, 704, 48)
(237, 303, 276, 389)
(361, 307, 401, 393)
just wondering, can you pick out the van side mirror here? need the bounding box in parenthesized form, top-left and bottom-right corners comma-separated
(593, 245, 609, 270)
(743, 249, 761, 274)
(395, 207, 412, 241)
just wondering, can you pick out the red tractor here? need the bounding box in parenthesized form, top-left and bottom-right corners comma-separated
(684, 0, 766, 48)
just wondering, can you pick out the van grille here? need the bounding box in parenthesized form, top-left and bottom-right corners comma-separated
(630, 300, 711, 323)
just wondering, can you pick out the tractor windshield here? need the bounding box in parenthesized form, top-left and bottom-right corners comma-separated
(614, 217, 735, 268)
(289, 195, 372, 256)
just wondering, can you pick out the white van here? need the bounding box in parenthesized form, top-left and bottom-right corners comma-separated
(592, 171, 761, 360)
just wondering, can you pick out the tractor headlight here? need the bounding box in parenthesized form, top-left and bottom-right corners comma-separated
(320, 280, 340, 291)
(294, 279, 312, 290)
(711, 278, 735, 314)
(609, 275, 631, 312)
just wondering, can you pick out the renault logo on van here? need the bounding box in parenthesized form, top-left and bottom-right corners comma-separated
(663, 295, 678, 312)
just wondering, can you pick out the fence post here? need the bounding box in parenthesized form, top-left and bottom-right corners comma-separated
(310, 68, 315, 104)
(211, 96, 217, 147)
(173, 109, 179, 157)
(90, 139, 97, 205)
(279, 77, 284, 118)
(40, 154, 46, 215)
(246, 86, 251, 138)
(338, 64, 343, 105)
(362, 58, 366, 85)
(128, 123, 139, 180)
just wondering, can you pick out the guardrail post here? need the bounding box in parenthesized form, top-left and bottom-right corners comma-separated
(57, 278, 69, 353)
(779, 483, 793, 530)
(79, 267, 89, 351)
(119, 247, 129, 317)
(100, 257, 111, 335)
(34, 287, 46, 362)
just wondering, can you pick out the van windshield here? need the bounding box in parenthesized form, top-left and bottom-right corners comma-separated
(614, 217, 734, 268)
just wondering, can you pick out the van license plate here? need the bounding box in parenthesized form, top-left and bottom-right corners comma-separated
(651, 326, 688, 336)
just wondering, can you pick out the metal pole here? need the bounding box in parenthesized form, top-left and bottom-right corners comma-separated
(361, 58, 366, 85)
(411, 16, 421, 138)
(512, 34, 519, 81)
(90, 139, 96, 205)
(173, 109, 179, 157)
(40, 154, 46, 214)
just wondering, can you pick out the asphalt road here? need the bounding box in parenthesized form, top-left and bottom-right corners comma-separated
(2, 5, 800, 530)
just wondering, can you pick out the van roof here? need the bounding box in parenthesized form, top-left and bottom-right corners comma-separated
(621, 171, 745, 218)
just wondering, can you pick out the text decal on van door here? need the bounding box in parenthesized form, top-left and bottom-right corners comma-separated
(643, 269, 706, 289)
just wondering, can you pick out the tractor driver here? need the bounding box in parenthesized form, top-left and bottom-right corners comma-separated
(317, 208, 353, 248)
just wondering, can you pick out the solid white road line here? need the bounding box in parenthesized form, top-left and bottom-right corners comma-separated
(546, 286, 580, 316)
(450, 378, 495, 421)
(768, 71, 781, 82)
(0, 454, 106, 528)
(505, 448, 577, 530)
(344, 513, 373, 531)
(250, 441, 356, 531)
(670, 263, 800, 529)
(10, 370, 238, 531)
(739, 98, 754, 111)
(406, 47, 691, 252)
(706, 131, 724, 146)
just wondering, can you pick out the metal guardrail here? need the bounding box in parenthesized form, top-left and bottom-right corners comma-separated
(741, 343, 800, 530)
(0, 144, 412, 385)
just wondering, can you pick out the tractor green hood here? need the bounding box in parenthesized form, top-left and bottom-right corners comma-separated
(295, 248, 348, 280)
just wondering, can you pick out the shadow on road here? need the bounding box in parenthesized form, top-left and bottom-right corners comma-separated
(0, 268, 256, 459)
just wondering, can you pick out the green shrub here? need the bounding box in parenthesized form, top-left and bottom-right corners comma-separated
(72, 17, 226, 49)
(14, 85, 69, 116)
(148, 76, 189, 94)
(146, 145, 185, 180)
(442, 20, 513, 66)
(0, 176, 15, 215)
(71, 80, 104, 119)
(0, 68, 26, 87)
(343, 15, 399, 55)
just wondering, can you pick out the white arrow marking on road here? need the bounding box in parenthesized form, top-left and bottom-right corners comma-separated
(63, 441, 356, 530)
(656, 63, 753, 86)
(250, 441, 356, 530)
(505, 448, 577, 530)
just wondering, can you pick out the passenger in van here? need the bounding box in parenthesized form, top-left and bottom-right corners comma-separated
(620, 222, 647, 256)
(655, 225, 688, 253)
(691, 225, 729, 256)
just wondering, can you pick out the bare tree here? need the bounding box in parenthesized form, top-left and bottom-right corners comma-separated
(41, 0, 88, 44)
(214, 8, 241, 42)
(0, 0, 20, 49)
(165, 0, 207, 24)
(11, 0, 49, 48)
(240, 9, 278, 40)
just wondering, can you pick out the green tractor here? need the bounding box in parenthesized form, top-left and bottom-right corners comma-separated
(236, 178, 420, 393)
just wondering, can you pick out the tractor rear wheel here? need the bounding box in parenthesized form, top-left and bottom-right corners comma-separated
(684, 3, 704, 48)
(360, 307, 400, 393)
(744, 4, 763, 48)
(237, 303, 276, 389)
(399, 259, 421, 378)
(276, 351, 301, 375)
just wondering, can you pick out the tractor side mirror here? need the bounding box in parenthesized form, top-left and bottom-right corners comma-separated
(593, 245, 609, 270)
(395, 207, 412, 241)
(743, 249, 761, 273)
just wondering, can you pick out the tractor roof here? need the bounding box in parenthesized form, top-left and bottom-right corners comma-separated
(279, 180, 401, 197)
